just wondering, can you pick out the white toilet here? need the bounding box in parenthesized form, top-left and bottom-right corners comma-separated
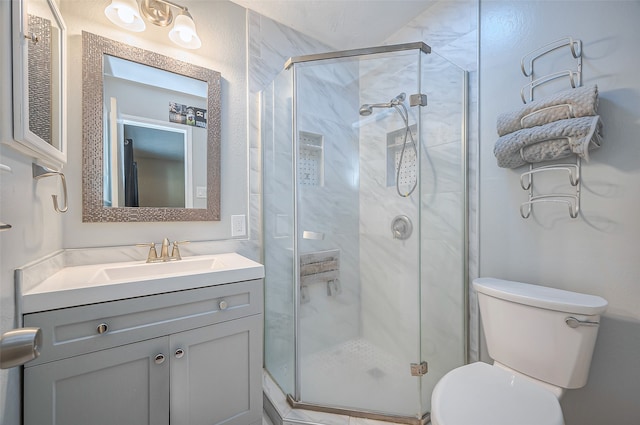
(431, 277, 608, 425)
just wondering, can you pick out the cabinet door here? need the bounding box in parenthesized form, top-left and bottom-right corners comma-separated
(24, 337, 170, 425)
(170, 314, 263, 425)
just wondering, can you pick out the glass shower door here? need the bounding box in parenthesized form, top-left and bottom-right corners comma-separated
(294, 50, 423, 418)
(418, 51, 467, 414)
(262, 69, 296, 397)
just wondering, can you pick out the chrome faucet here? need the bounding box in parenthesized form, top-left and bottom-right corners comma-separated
(159, 238, 171, 261)
(137, 239, 189, 263)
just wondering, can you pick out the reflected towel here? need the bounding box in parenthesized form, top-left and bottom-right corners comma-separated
(494, 116, 602, 169)
(497, 85, 599, 136)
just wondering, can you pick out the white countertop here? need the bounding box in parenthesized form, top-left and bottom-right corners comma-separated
(20, 253, 264, 314)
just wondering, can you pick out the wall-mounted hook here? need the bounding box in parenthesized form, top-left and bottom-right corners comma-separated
(32, 163, 68, 213)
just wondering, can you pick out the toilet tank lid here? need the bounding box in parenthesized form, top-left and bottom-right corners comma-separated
(473, 278, 608, 315)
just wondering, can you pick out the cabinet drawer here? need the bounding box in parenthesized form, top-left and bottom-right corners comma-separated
(24, 279, 263, 366)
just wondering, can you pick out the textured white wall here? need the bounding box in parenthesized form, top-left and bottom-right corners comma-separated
(479, 2, 640, 424)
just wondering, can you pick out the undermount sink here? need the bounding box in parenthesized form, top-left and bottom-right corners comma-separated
(18, 252, 265, 313)
(89, 255, 223, 284)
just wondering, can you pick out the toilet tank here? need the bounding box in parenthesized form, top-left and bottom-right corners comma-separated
(474, 277, 607, 389)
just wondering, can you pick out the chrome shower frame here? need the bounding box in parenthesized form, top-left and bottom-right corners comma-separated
(284, 42, 431, 70)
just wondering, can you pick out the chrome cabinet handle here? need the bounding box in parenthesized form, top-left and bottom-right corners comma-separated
(175, 348, 185, 359)
(96, 323, 109, 334)
(154, 353, 165, 364)
(219, 300, 228, 310)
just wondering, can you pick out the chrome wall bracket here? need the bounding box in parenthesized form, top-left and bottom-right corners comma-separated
(409, 93, 427, 107)
(410, 361, 428, 376)
(32, 163, 68, 213)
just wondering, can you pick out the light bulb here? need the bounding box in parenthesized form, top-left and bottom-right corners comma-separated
(179, 30, 192, 43)
(117, 7, 134, 24)
(104, 0, 145, 32)
(169, 13, 201, 49)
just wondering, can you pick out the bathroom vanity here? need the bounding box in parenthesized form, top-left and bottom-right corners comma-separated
(18, 252, 264, 425)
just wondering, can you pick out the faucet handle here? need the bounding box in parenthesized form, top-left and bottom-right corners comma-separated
(171, 240, 190, 261)
(136, 242, 158, 263)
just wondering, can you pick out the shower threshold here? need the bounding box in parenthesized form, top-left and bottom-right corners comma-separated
(286, 395, 430, 425)
(263, 370, 430, 425)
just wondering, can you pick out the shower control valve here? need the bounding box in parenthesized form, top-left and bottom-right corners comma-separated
(391, 215, 413, 240)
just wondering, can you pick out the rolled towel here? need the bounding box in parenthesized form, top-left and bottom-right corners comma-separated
(494, 115, 602, 169)
(497, 85, 598, 136)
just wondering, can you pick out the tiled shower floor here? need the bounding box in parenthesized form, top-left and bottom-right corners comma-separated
(300, 338, 415, 414)
(265, 338, 422, 425)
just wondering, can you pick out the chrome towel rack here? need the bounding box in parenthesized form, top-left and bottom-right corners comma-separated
(520, 37, 583, 104)
(517, 37, 584, 219)
(520, 158, 581, 219)
(32, 163, 68, 213)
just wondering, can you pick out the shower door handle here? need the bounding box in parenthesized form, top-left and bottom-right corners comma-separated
(302, 231, 325, 240)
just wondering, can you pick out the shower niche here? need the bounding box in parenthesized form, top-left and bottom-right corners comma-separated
(387, 124, 418, 189)
(298, 131, 324, 187)
(262, 43, 467, 425)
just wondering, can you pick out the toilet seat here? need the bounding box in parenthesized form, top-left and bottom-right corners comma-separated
(430, 362, 564, 425)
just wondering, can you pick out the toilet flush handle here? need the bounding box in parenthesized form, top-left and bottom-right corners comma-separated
(565, 316, 599, 328)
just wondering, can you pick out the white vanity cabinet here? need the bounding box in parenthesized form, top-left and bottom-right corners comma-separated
(22, 278, 263, 425)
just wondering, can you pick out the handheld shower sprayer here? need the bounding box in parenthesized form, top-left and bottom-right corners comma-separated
(358, 92, 406, 116)
(357, 92, 417, 198)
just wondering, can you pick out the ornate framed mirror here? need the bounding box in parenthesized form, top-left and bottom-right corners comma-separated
(82, 32, 221, 222)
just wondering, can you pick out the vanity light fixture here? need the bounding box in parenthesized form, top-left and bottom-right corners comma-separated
(105, 0, 146, 32)
(105, 0, 202, 49)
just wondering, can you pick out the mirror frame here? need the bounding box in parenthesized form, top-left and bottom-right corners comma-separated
(12, 0, 67, 167)
(82, 32, 221, 222)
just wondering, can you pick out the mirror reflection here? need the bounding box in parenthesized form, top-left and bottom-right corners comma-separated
(102, 55, 208, 209)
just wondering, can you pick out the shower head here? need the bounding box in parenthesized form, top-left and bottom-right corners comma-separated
(359, 104, 374, 116)
(391, 92, 406, 104)
(358, 92, 406, 116)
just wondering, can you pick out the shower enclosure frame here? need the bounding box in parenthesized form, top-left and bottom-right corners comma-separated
(262, 42, 469, 425)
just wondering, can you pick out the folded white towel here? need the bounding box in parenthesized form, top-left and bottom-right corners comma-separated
(497, 85, 599, 136)
(494, 116, 602, 169)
